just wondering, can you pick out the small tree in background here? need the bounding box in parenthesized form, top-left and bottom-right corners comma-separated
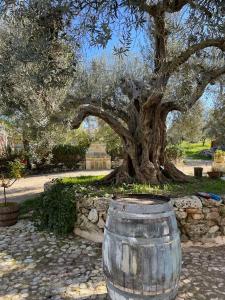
(0, 160, 25, 206)
(206, 87, 225, 146)
(167, 102, 205, 144)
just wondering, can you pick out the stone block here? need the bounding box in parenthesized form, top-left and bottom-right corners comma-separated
(208, 225, 219, 234)
(210, 207, 219, 212)
(78, 215, 98, 231)
(191, 213, 204, 220)
(186, 208, 202, 214)
(78, 198, 94, 209)
(74, 228, 103, 243)
(205, 212, 220, 220)
(93, 198, 110, 211)
(172, 196, 202, 209)
(184, 222, 209, 239)
(202, 208, 210, 214)
(176, 211, 187, 220)
(97, 217, 105, 229)
(88, 209, 99, 223)
(206, 220, 217, 227)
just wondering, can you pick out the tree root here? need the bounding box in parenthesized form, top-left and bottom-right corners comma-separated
(97, 161, 190, 186)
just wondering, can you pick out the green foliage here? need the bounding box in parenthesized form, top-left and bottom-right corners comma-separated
(167, 102, 205, 144)
(33, 184, 76, 235)
(206, 90, 225, 144)
(59, 175, 225, 197)
(52, 143, 88, 168)
(94, 122, 123, 159)
(20, 175, 225, 235)
(215, 150, 225, 157)
(0, 159, 25, 205)
(180, 140, 211, 160)
(19, 196, 42, 218)
(0, 150, 25, 173)
(166, 145, 184, 161)
(22, 176, 225, 218)
(8, 160, 25, 179)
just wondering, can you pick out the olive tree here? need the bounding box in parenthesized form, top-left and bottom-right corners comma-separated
(1, 1, 225, 184)
(0, 0, 76, 163)
(66, 1, 225, 184)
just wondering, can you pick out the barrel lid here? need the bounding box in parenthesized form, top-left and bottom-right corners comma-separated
(110, 194, 172, 214)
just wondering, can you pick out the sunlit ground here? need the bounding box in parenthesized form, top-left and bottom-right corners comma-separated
(1, 220, 225, 300)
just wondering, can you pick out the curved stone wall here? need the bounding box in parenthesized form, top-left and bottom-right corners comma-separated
(74, 195, 225, 244)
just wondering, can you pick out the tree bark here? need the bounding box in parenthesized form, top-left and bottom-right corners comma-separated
(100, 103, 190, 185)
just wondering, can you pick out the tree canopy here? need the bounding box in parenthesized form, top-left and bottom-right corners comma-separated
(0, 0, 225, 183)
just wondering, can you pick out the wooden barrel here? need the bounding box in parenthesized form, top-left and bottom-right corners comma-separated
(102, 194, 181, 300)
(0, 203, 20, 227)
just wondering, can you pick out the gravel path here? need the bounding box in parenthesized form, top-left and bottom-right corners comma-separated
(1, 220, 225, 300)
(0, 170, 110, 203)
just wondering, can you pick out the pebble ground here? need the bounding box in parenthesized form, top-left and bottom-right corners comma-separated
(0, 220, 225, 300)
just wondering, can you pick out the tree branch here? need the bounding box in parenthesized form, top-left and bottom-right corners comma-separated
(71, 104, 132, 141)
(66, 93, 129, 123)
(129, 0, 188, 15)
(166, 39, 225, 74)
(187, 65, 225, 108)
(162, 65, 225, 113)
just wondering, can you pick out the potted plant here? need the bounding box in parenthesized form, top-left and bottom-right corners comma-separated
(0, 160, 25, 226)
(207, 170, 223, 179)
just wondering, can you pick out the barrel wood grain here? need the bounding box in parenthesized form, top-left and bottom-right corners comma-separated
(103, 195, 181, 300)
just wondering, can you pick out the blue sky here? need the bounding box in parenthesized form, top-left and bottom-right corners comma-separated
(81, 35, 216, 111)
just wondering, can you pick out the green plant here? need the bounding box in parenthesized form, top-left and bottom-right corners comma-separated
(33, 184, 77, 235)
(0, 160, 25, 205)
(52, 144, 88, 168)
(179, 140, 212, 160)
(166, 145, 184, 161)
(215, 150, 225, 157)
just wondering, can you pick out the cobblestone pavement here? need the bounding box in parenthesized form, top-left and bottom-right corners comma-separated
(0, 221, 225, 300)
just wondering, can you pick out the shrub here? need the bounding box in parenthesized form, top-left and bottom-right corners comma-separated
(166, 144, 184, 162)
(33, 184, 77, 235)
(1, 159, 25, 205)
(52, 144, 88, 168)
(0, 148, 25, 173)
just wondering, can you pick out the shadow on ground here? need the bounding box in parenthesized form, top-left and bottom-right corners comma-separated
(1, 220, 225, 300)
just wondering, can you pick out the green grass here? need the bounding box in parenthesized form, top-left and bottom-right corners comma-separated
(180, 140, 211, 160)
(20, 175, 225, 217)
(60, 175, 104, 185)
(51, 175, 225, 197)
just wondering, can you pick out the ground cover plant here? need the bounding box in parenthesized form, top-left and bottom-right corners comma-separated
(20, 175, 225, 236)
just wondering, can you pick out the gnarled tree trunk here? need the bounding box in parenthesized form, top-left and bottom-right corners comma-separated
(102, 101, 189, 184)
(72, 100, 189, 185)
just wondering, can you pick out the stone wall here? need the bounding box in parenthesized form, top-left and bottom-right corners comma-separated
(74, 195, 225, 243)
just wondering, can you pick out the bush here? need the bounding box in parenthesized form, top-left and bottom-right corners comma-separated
(0, 148, 25, 174)
(166, 144, 184, 161)
(33, 184, 77, 235)
(52, 144, 88, 168)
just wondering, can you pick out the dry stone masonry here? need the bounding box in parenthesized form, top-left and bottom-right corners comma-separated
(74, 195, 225, 243)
